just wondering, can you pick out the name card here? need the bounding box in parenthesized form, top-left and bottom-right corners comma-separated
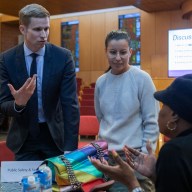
(1, 161, 43, 182)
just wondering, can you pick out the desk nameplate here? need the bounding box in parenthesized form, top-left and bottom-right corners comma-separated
(1, 161, 42, 182)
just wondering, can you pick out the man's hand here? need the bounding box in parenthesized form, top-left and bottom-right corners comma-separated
(8, 74, 37, 106)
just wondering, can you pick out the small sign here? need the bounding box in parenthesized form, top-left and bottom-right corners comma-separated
(1, 161, 43, 182)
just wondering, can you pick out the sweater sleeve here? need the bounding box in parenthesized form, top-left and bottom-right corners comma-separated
(138, 73, 160, 153)
(94, 79, 102, 123)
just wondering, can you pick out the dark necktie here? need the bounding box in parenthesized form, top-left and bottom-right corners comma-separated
(30, 53, 38, 77)
(29, 53, 40, 137)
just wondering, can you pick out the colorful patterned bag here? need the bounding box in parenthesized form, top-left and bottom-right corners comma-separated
(43, 140, 108, 191)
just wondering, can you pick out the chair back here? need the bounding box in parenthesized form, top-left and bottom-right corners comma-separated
(80, 99, 94, 106)
(78, 116, 100, 148)
(80, 106, 96, 115)
(81, 94, 94, 100)
(82, 88, 95, 94)
(79, 116, 99, 136)
(0, 141, 14, 164)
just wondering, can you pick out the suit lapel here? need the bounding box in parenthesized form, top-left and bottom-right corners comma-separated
(42, 43, 53, 98)
(15, 44, 29, 87)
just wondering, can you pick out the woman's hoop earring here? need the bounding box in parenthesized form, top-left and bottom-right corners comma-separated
(166, 121, 177, 131)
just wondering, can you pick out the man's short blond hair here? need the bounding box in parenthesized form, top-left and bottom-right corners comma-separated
(19, 4, 50, 26)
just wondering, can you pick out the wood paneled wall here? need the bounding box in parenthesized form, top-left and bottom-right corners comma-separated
(49, 8, 192, 88)
(50, 8, 141, 86)
(1, 8, 191, 89)
(142, 10, 191, 77)
(0, 15, 19, 52)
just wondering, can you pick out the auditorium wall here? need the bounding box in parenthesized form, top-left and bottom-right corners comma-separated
(1, 7, 192, 90)
(49, 7, 192, 88)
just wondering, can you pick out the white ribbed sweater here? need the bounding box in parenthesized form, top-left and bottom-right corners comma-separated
(94, 66, 160, 153)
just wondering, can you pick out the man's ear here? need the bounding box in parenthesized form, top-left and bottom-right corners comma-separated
(19, 25, 25, 35)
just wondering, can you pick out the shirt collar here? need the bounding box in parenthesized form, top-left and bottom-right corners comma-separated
(177, 128, 192, 137)
(24, 43, 45, 57)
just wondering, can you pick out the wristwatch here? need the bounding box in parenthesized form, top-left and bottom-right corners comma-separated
(131, 187, 145, 192)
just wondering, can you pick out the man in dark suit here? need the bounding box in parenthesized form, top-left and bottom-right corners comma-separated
(0, 4, 80, 160)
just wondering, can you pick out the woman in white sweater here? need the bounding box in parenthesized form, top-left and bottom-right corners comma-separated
(94, 30, 159, 192)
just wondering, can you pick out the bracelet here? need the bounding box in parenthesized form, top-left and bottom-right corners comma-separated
(131, 187, 145, 192)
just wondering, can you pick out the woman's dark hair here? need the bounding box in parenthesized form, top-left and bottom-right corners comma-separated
(105, 30, 130, 49)
(104, 66, 112, 73)
(104, 30, 131, 73)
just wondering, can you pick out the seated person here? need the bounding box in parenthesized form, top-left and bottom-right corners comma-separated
(90, 74, 192, 192)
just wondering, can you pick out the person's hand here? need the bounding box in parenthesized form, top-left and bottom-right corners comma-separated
(8, 75, 37, 106)
(124, 140, 157, 182)
(89, 150, 140, 191)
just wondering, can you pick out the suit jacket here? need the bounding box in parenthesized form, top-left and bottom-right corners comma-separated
(0, 43, 80, 153)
